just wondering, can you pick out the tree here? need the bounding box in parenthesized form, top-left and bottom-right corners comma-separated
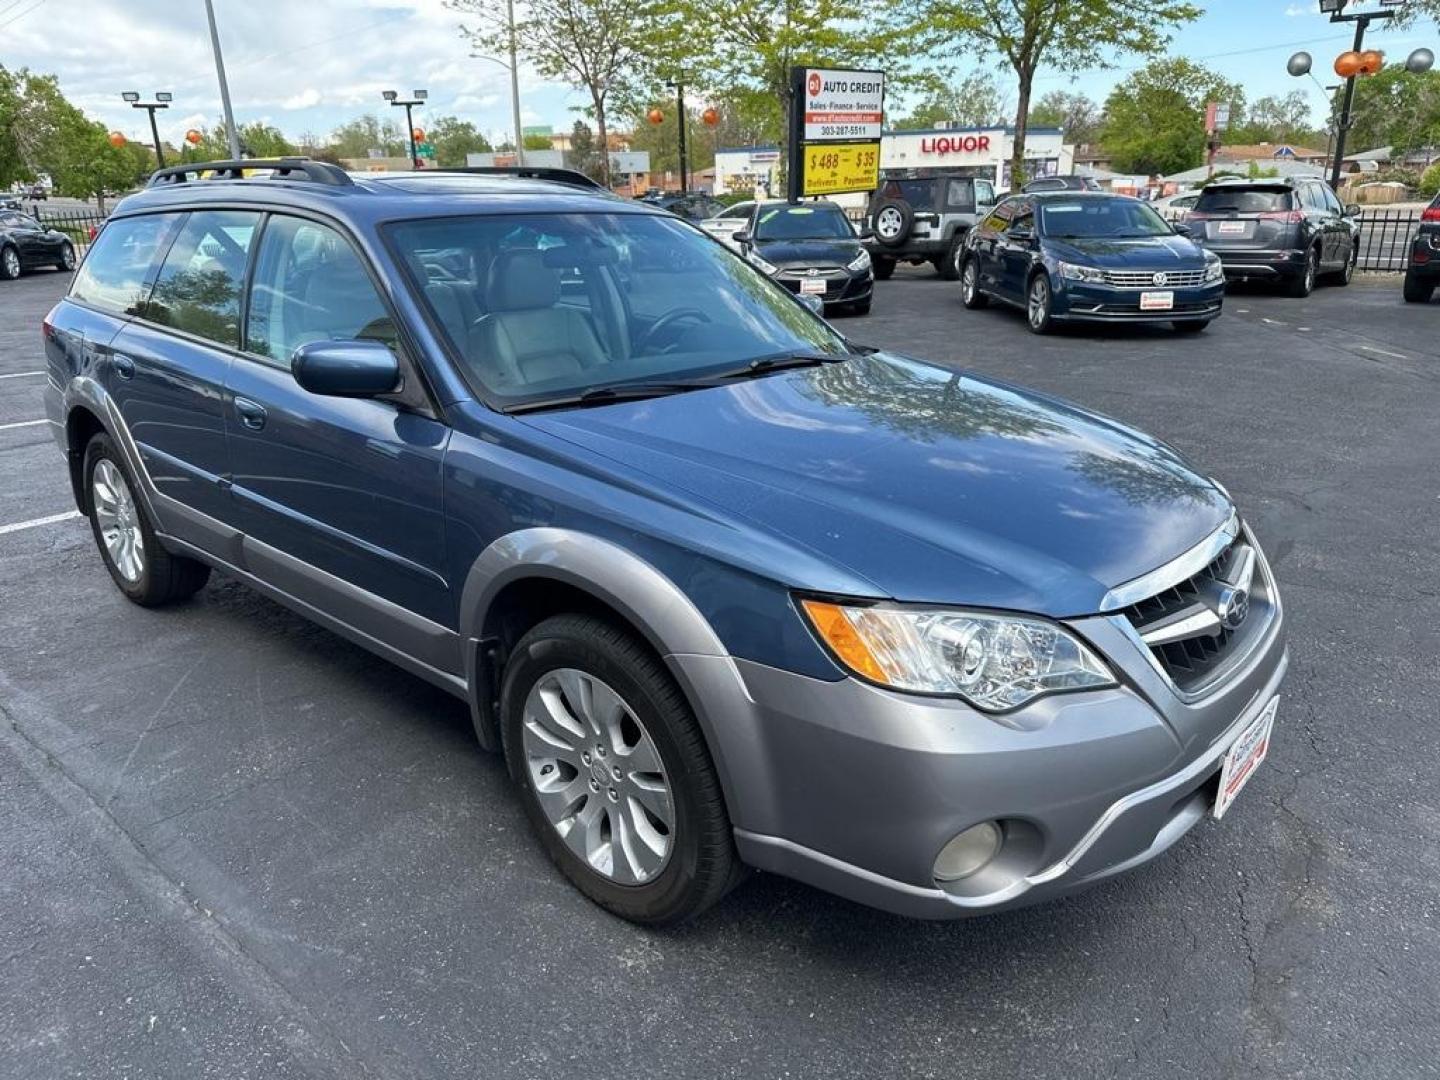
(1028, 90, 1102, 146)
(1102, 57, 1243, 176)
(1419, 161, 1440, 199)
(1343, 64, 1440, 156)
(197, 121, 295, 160)
(451, 0, 648, 185)
(894, 71, 1010, 130)
(329, 114, 406, 159)
(523, 132, 553, 151)
(895, 0, 1201, 191)
(1227, 91, 1322, 147)
(568, 120, 604, 180)
(427, 115, 492, 166)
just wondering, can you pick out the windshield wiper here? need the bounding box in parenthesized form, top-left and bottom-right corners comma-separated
(721, 351, 850, 377)
(505, 380, 721, 414)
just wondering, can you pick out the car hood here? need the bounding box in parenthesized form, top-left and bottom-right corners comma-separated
(522, 353, 1231, 615)
(753, 237, 862, 267)
(1045, 234, 1207, 268)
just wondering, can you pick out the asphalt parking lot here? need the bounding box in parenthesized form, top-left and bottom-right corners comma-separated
(3, 265, 1438, 1080)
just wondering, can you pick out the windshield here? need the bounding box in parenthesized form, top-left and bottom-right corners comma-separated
(1193, 188, 1295, 214)
(388, 212, 849, 409)
(1039, 198, 1172, 239)
(753, 204, 855, 242)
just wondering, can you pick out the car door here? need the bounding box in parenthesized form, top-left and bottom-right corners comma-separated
(106, 209, 258, 535)
(226, 212, 453, 635)
(997, 201, 1037, 301)
(968, 201, 1015, 293)
(1297, 182, 1332, 264)
(1320, 183, 1353, 266)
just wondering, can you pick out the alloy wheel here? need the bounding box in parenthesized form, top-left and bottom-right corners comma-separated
(521, 667, 674, 885)
(963, 261, 978, 302)
(61, 244, 75, 270)
(876, 207, 903, 240)
(1029, 277, 1049, 329)
(1305, 251, 1317, 293)
(2, 248, 18, 278)
(91, 458, 145, 582)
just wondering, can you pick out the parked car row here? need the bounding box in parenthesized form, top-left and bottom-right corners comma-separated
(1403, 189, 1440, 304)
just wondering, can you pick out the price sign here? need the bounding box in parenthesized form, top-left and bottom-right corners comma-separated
(801, 142, 880, 197)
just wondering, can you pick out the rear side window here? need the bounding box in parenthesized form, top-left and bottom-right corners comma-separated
(877, 179, 934, 209)
(142, 210, 259, 346)
(245, 216, 394, 367)
(1194, 188, 1295, 213)
(69, 214, 180, 316)
(945, 178, 975, 211)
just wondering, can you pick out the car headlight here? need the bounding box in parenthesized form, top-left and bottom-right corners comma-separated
(1203, 258, 1224, 283)
(847, 248, 872, 272)
(800, 600, 1114, 712)
(747, 250, 778, 275)
(1058, 261, 1106, 284)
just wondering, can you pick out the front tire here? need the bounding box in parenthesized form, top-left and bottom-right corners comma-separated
(0, 244, 20, 280)
(1172, 319, 1210, 333)
(501, 613, 740, 925)
(960, 257, 988, 309)
(1026, 273, 1054, 334)
(83, 434, 210, 606)
(56, 242, 76, 272)
(1329, 242, 1357, 286)
(872, 256, 896, 280)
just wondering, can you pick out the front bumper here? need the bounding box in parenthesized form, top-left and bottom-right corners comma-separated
(670, 556, 1286, 919)
(773, 267, 873, 307)
(1053, 279, 1226, 323)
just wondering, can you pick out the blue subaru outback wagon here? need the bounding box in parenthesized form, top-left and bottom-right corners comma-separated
(44, 159, 1287, 924)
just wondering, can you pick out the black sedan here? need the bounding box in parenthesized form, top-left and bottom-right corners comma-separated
(723, 200, 874, 316)
(1403, 190, 1439, 304)
(959, 192, 1225, 334)
(0, 209, 76, 280)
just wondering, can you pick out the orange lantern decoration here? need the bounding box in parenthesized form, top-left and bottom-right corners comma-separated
(107, 131, 126, 148)
(1358, 50, 1384, 75)
(1334, 51, 1363, 78)
(701, 107, 719, 127)
(185, 128, 203, 145)
(412, 127, 425, 143)
(647, 108, 664, 125)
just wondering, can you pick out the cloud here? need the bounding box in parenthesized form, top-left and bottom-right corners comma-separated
(282, 88, 321, 110)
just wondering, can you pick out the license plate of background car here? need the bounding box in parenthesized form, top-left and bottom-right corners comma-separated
(799, 278, 827, 295)
(1140, 290, 1174, 311)
(1217, 221, 1247, 236)
(1213, 696, 1277, 820)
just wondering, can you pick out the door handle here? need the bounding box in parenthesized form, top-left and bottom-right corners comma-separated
(234, 397, 267, 431)
(112, 354, 135, 380)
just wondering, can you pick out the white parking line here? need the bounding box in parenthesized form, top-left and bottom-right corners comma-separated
(0, 419, 50, 432)
(1357, 344, 1407, 360)
(0, 371, 45, 380)
(0, 510, 81, 536)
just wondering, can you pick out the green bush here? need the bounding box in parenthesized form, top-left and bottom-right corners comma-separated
(1419, 161, 1440, 199)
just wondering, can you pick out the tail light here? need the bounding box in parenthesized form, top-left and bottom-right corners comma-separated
(1422, 206, 1440, 222)
(1259, 210, 1304, 224)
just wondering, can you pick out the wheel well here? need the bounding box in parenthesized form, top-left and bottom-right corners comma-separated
(472, 576, 671, 749)
(65, 407, 105, 513)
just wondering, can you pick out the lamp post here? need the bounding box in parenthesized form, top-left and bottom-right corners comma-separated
(665, 79, 688, 193)
(203, 0, 242, 160)
(121, 91, 172, 169)
(470, 52, 525, 167)
(383, 90, 428, 168)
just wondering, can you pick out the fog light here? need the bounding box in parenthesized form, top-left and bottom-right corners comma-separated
(933, 821, 1003, 882)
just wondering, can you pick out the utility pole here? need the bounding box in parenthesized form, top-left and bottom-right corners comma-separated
(1321, 0, 1398, 190)
(203, 0, 242, 160)
(121, 92, 172, 169)
(667, 79, 688, 193)
(383, 90, 428, 168)
(507, 0, 524, 166)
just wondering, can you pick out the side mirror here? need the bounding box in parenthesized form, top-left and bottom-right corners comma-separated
(732, 230, 752, 246)
(1172, 221, 1194, 237)
(292, 339, 399, 398)
(796, 292, 825, 316)
(1008, 225, 1034, 242)
(1344, 203, 1361, 218)
(856, 226, 874, 241)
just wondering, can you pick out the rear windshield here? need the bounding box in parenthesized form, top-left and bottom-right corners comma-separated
(1194, 188, 1295, 213)
(876, 179, 934, 209)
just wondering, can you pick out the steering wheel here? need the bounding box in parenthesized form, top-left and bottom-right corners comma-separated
(638, 307, 711, 353)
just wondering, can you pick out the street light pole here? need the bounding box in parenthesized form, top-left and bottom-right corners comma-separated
(507, 0, 524, 166)
(122, 92, 173, 169)
(203, 0, 242, 160)
(383, 90, 428, 169)
(666, 79, 688, 193)
(1320, 0, 1399, 189)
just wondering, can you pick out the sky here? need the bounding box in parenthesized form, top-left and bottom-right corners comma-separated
(0, 0, 1436, 149)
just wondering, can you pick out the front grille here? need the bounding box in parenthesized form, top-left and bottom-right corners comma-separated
(777, 268, 849, 298)
(1121, 538, 1254, 693)
(1101, 268, 1208, 288)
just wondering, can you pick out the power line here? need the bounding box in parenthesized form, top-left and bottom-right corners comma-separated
(0, 0, 49, 31)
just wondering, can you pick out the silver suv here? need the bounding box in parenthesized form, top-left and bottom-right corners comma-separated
(866, 172, 996, 280)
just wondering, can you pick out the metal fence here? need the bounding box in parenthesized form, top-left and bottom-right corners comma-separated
(1354, 208, 1422, 273)
(35, 209, 109, 257)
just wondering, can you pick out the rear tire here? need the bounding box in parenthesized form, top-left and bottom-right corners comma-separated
(1172, 319, 1210, 333)
(501, 613, 741, 925)
(1286, 247, 1318, 297)
(937, 233, 964, 281)
(872, 256, 896, 280)
(83, 433, 210, 606)
(1403, 272, 1435, 303)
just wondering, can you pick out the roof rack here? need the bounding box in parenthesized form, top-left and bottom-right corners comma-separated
(147, 157, 354, 188)
(424, 166, 608, 191)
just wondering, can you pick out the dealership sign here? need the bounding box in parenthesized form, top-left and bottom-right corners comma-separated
(801, 68, 885, 142)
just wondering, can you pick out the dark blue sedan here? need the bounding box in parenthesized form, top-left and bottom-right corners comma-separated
(960, 192, 1225, 334)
